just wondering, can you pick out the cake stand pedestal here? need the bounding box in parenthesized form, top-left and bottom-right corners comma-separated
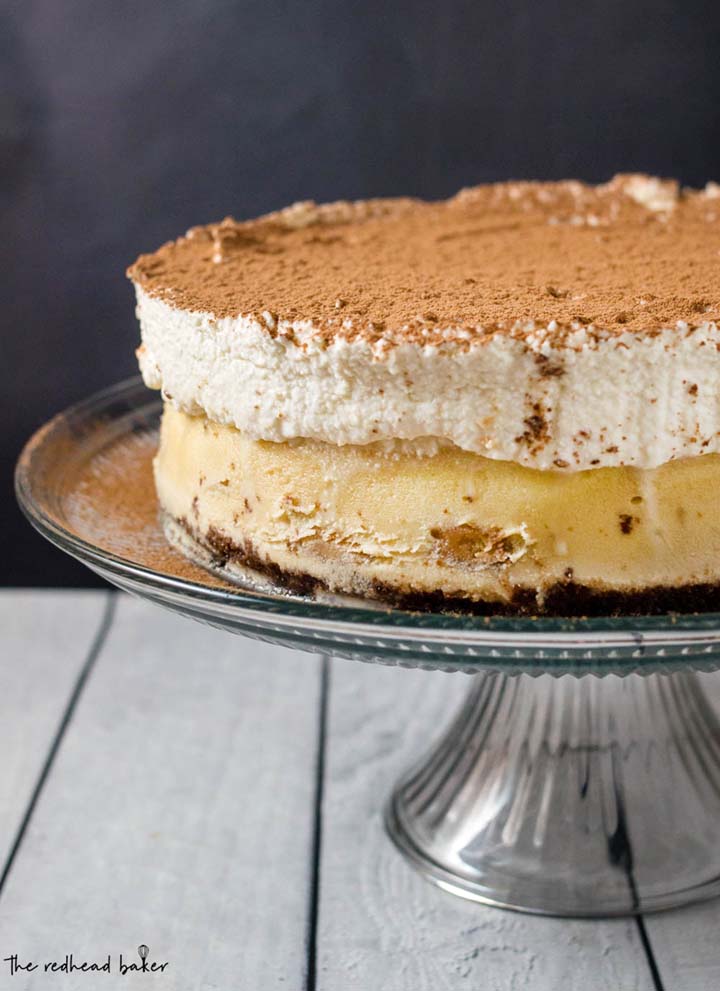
(387, 668, 720, 915)
(16, 376, 720, 918)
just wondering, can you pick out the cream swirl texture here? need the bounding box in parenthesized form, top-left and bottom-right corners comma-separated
(134, 287, 720, 471)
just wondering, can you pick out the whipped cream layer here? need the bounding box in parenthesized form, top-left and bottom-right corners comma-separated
(135, 287, 720, 471)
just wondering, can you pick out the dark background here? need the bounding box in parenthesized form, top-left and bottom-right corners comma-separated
(3, 0, 720, 586)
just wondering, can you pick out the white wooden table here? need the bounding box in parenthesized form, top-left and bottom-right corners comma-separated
(1, 590, 718, 990)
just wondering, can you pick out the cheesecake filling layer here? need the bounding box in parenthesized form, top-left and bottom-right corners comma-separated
(155, 404, 720, 610)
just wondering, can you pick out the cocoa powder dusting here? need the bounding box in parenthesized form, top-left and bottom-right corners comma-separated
(34, 426, 235, 590)
(127, 175, 720, 346)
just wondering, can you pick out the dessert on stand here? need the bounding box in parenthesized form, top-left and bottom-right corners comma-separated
(17, 174, 720, 915)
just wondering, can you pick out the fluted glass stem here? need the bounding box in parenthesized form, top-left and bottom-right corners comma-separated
(387, 670, 720, 915)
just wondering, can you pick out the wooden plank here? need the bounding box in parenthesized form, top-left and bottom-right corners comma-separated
(317, 659, 654, 991)
(645, 898, 720, 991)
(0, 595, 322, 990)
(639, 671, 720, 991)
(0, 590, 110, 867)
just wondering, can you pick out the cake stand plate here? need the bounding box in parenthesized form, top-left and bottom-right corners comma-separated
(16, 377, 720, 916)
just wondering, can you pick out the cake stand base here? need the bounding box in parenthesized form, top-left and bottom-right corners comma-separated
(386, 669, 720, 916)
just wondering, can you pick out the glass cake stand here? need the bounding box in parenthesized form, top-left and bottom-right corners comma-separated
(15, 377, 720, 917)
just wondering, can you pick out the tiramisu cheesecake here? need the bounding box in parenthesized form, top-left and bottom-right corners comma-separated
(128, 175, 720, 614)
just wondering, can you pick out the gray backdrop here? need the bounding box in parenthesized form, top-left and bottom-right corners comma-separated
(3, 0, 720, 585)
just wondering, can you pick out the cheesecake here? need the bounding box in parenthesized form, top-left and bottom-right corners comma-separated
(127, 175, 720, 614)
